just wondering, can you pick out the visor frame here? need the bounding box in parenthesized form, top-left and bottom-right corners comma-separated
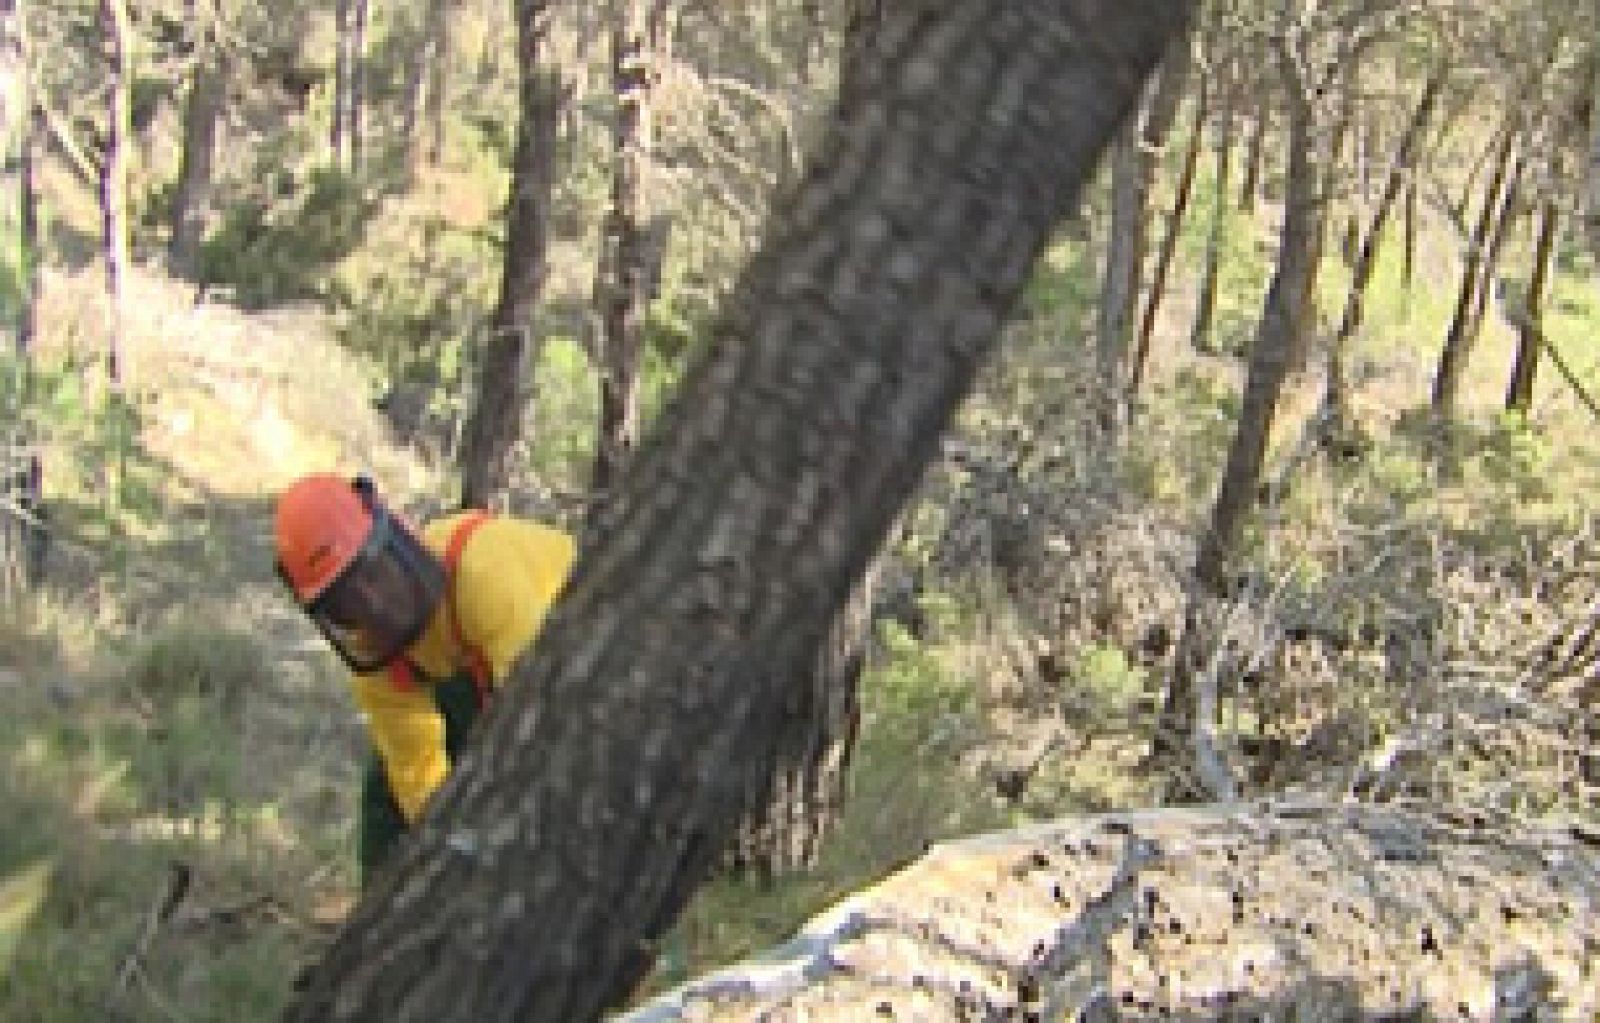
(295, 504, 446, 674)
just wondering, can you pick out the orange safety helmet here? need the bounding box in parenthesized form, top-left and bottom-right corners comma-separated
(273, 474, 446, 672)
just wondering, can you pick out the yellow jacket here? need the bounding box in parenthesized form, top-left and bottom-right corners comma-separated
(351, 512, 576, 822)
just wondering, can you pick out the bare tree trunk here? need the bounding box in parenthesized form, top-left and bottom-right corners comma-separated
(1189, 70, 1235, 354)
(288, 4, 1192, 1019)
(1130, 65, 1205, 397)
(100, 0, 131, 386)
(1432, 127, 1521, 415)
(332, 0, 352, 165)
(1323, 67, 1446, 431)
(349, 0, 371, 172)
(401, 0, 452, 176)
(1096, 38, 1190, 434)
(0, 0, 28, 354)
(1505, 197, 1560, 413)
(17, 105, 36, 355)
(1586, 45, 1600, 263)
(1238, 99, 1268, 212)
(457, 0, 564, 509)
(168, 0, 226, 279)
(1160, 54, 1319, 771)
(591, 0, 670, 496)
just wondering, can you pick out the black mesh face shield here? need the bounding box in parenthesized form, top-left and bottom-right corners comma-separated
(303, 506, 446, 674)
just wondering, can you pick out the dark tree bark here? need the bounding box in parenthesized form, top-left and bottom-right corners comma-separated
(726, 549, 882, 876)
(288, 3, 1192, 1020)
(1432, 127, 1522, 415)
(717, 0, 895, 882)
(1585, 45, 1600, 264)
(1238, 98, 1268, 212)
(1323, 67, 1446, 431)
(591, 0, 671, 496)
(1096, 38, 1190, 435)
(1129, 59, 1205, 397)
(1160, 41, 1321, 769)
(100, 0, 131, 385)
(457, 0, 564, 509)
(1505, 197, 1560, 413)
(168, 0, 226, 279)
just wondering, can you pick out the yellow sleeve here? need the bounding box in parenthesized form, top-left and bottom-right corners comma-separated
(351, 672, 450, 823)
(453, 520, 577, 682)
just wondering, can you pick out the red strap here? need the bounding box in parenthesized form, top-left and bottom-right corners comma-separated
(386, 657, 421, 693)
(385, 512, 495, 706)
(443, 511, 495, 706)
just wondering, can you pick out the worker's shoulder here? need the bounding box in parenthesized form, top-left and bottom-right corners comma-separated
(420, 510, 572, 556)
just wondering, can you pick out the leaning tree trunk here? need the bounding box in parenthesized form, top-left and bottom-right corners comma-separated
(1159, 57, 1319, 780)
(100, 0, 131, 387)
(288, 3, 1192, 1020)
(1129, 53, 1204, 398)
(168, 0, 226, 280)
(1095, 38, 1189, 436)
(591, 0, 670, 496)
(1504, 197, 1560, 413)
(1323, 66, 1446, 434)
(400, 0, 452, 177)
(1189, 68, 1235, 354)
(1432, 126, 1520, 415)
(457, 0, 563, 509)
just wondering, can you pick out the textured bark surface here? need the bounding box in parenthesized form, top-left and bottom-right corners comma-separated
(621, 802, 1600, 1021)
(457, 0, 562, 509)
(289, 2, 1191, 1020)
(592, 0, 670, 495)
(168, 1, 225, 279)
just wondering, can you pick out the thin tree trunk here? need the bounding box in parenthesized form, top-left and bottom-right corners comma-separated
(1504, 197, 1559, 414)
(349, 0, 371, 172)
(1432, 127, 1520, 415)
(457, 0, 564, 509)
(288, 4, 1191, 1019)
(1585, 45, 1600, 264)
(591, 0, 670, 497)
(1401, 175, 1417, 299)
(1238, 100, 1268, 212)
(1161, 60, 1318, 768)
(1323, 67, 1446, 430)
(168, 0, 225, 280)
(100, 0, 131, 386)
(332, 0, 352, 165)
(401, 0, 452, 175)
(1130, 67, 1205, 397)
(1190, 72, 1235, 354)
(1096, 38, 1190, 434)
(18, 105, 37, 355)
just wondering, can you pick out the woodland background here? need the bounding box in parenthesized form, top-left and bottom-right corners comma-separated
(1, 0, 1599, 1018)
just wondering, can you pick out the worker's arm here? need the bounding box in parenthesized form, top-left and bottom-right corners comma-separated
(351, 672, 450, 823)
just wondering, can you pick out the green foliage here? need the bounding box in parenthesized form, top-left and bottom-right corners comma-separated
(1074, 642, 1147, 717)
(0, 862, 51, 980)
(201, 167, 381, 309)
(125, 617, 269, 719)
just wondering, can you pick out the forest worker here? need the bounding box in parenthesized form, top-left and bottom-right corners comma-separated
(272, 472, 575, 885)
